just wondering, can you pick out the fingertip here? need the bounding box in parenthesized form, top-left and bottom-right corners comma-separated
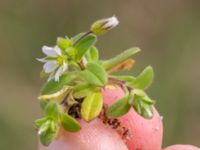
(39, 119, 128, 150)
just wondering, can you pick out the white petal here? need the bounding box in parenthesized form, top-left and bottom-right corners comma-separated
(54, 66, 64, 81)
(43, 60, 58, 73)
(36, 58, 48, 63)
(54, 46, 62, 56)
(105, 16, 119, 28)
(42, 46, 59, 57)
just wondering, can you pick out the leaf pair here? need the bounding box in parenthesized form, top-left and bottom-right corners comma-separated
(44, 102, 80, 131)
(35, 101, 81, 146)
(35, 117, 59, 146)
(107, 90, 154, 119)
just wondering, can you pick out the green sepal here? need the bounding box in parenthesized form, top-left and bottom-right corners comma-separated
(73, 83, 95, 99)
(131, 66, 154, 89)
(74, 34, 97, 61)
(44, 102, 62, 121)
(41, 73, 76, 95)
(102, 47, 140, 69)
(86, 46, 99, 62)
(81, 90, 103, 122)
(80, 62, 107, 86)
(107, 95, 131, 118)
(65, 47, 76, 58)
(61, 113, 81, 132)
(57, 37, 73, 50)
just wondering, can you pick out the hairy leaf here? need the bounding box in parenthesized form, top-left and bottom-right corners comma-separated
(40, 121, 59, 146)
(75, 34, 97, 61)
(107, 95, 131, 118)
(41, 73, 76, 95)
(131, 66, 154, 89)
(44, 102, 62, 120)
(131, 94, 154, 119)
(61, 113, 81, 132)
(73, 83, 95, 99)
(81, 91, 103, 121)
(80, 62, 107, 86)
(86, 46, 99, 62)
(102, 47, 140, 69)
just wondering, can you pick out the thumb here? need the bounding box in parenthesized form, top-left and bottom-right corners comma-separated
(38, 119, 128, 150)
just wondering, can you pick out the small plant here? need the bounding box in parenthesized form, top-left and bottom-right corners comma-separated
(35, 16, 155, 146)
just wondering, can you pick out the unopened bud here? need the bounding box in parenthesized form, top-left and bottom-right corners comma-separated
(91, 16, 119, 35)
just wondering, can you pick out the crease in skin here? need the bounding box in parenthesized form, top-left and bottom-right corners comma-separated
(39, 119, 128, 150)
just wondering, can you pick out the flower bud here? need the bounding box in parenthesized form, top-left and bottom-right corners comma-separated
(91, 16, 119, 35)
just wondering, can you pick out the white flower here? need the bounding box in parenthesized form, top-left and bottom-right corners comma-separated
(91, 16, 119, 35)
(37, 46, 68, 81)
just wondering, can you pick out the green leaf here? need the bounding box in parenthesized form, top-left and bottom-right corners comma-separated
(81, 91, 103, 121)
(80, 70, 103, 86)
(73, 83, 95, 99)
(61, 113, 81, 132)
(45, 102, 62, 120)
(107, 95, 131, 118)
(39, 100, 49, 110)
(75, 34, 97, 61)
(86, 62, 107, 85)
(71, 32, 85, 42)
(131, 66, 154, 89)
(86, 46, 99, 62)
(40, 121, 59, 146)
(112, 75, 136, 86)
(142, 96, 155, 105)
(57, 37, 73, 50)
(34, 117, 48, 128)
(80, 62, 107, 86)
(102, 47, 140, 69)
(41, 73, 76, 95)
(131, 94, 154, 119)
(140, 102, 153, 119)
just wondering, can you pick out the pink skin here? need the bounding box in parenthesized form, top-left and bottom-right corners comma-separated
(102, 85, 163, 150)
(163, 145, 200, 150)
(39, 84, 163, 150)
(39, 119, 128, 150)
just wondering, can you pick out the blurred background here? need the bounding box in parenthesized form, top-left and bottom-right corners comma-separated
(0, 0, 200, 149)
